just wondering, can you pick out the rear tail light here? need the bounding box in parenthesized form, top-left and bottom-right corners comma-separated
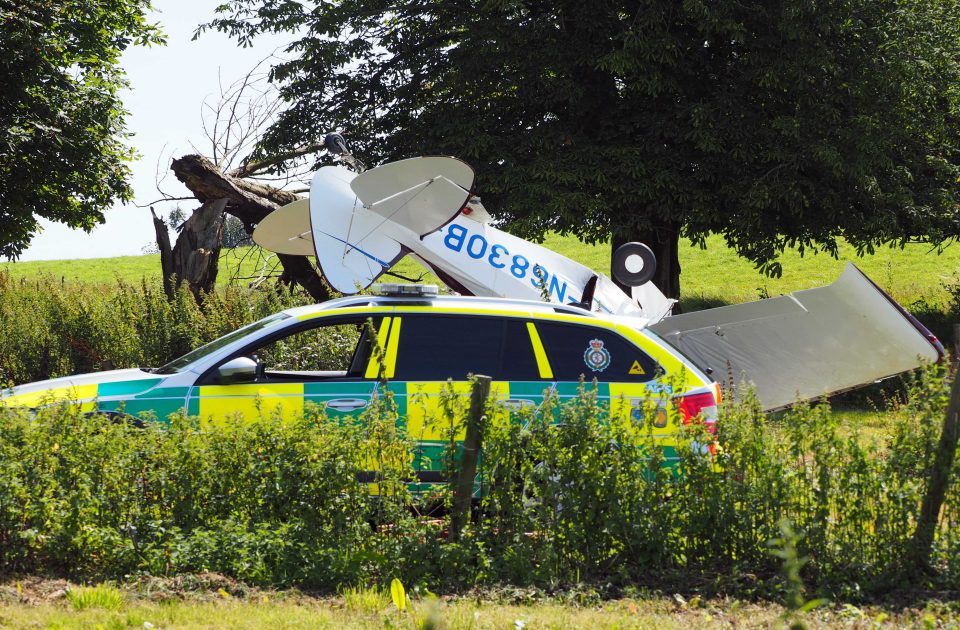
(674, 386, 720, 435)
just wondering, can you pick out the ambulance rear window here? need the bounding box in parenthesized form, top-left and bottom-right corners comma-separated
(535, 322, 658, 382)
(393, 316, 541, 381)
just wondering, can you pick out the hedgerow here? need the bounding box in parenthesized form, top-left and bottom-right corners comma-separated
(0, 273, 310, 384)
(0, 367, 957, 600)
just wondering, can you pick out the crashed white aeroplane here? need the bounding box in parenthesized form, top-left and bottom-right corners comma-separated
(253, 135, 944, 411)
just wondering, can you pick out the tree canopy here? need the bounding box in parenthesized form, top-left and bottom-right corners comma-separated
(206, 0, 960, 298)
(0, 0, 163, 259)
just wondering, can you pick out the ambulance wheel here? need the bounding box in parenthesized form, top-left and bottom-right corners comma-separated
(612, 242, 657, 287)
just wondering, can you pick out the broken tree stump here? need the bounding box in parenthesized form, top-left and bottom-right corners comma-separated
(152, 198, 227, 301)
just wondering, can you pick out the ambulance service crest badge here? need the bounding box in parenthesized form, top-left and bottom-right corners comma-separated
(583, 339, 611, 372)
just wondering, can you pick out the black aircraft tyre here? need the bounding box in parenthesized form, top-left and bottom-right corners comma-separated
(611, 242, 657, 287)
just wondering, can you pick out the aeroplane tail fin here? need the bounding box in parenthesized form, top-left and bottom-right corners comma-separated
(350, 157, 474, 237)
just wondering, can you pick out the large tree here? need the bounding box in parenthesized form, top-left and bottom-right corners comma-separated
(0, 0, 163, 259)
(205, 0, 960, 299)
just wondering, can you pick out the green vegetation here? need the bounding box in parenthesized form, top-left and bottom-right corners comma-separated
(0, 0, 164, 258)
(0, 247, 275, 288)
(66, 584, 125, 611)
(3, 581, 959, 629)
(0, 272, 312, 384)
(0, 369, 958, 599)
(0, 585, 944, 630)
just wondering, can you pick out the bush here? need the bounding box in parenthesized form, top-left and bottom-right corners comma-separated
(0, 273, 311, 384)
(1, 367, 958, 599)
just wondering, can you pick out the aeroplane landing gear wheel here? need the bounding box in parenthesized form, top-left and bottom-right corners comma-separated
(612, 242, 657, 287)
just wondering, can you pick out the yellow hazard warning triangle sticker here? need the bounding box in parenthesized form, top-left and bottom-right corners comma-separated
(629, 360, 645, 375)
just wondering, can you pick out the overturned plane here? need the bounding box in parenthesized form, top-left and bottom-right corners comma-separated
(253, 137, 944, 411)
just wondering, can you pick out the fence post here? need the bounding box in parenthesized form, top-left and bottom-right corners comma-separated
(908, 357, 960, 573)
(450, 374, 491, 542)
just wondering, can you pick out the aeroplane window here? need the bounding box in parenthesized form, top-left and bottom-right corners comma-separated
(535, 322, 658, 383)
(393, 316, 540, 381)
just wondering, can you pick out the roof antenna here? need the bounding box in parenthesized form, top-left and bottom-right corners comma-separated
(324, 133, 365, 172)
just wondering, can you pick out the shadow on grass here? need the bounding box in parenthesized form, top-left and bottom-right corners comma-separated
(677, 295, 732, 313)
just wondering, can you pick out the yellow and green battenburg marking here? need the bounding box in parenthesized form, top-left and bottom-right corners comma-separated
(1, 378, 186, 419)
(2, 310, 709, 489)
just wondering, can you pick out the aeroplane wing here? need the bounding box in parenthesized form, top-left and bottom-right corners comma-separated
(252, 198, 314, 256)
(649, 263, 944, 411)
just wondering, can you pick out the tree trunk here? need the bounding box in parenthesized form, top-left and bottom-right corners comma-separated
(170, 154, 330, 302)
(611, 221, 682, 308)
(152, 199, 227, 301)
(907, 365, 960, 573)
(150, 207, 174, 299)
(174, 198, 227, 300)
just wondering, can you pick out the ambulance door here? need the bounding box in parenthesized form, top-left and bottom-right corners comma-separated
(187, 316, 387, 425)
(386, 314, 553, 491)
(529, 321, 681, 463)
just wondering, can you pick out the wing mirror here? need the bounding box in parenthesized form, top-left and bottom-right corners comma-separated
(217, 356, 258, 384)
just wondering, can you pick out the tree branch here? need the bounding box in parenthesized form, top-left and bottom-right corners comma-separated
(230, 142, 326, 178)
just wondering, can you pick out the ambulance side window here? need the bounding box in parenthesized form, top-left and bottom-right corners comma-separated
(209, 316, 380, 383)
(535, 322, 658, 382)
(393, 316, 541, 381)
(499, 319, 541, 380)
(257, 322, 363, 373)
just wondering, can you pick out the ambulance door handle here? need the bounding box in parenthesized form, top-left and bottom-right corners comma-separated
(326, 398, 369, 412)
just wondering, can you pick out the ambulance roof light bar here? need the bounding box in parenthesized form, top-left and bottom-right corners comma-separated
(373, 283, 439, 297)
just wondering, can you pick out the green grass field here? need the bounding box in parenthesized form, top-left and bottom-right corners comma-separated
(0, 580, 952, 629)
(4, 233, 960, 310)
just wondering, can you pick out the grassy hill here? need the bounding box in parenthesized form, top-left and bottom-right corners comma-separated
(4, 233, 959, 310)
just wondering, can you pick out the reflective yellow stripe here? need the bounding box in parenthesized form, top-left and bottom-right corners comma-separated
(196, 383, 304, 424)
(405, 380, 511, 441)
(526, 322, 553, 379)
(2, 384, 98, 409)
(383, 317, 402, 379)
(364, 317, 393, 379)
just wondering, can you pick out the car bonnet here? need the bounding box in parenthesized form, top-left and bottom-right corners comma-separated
(1, 368, 165, 408)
